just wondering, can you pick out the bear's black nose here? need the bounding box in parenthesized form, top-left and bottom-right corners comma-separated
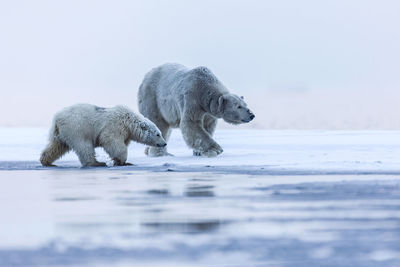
(250, 114, 255, 120)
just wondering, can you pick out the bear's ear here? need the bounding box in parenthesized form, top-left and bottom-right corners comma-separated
(140, 122, 147, 129)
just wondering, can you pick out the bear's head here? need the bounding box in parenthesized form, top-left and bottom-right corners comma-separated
(218, 94, 255, 125)
(133, 118, 167, 148)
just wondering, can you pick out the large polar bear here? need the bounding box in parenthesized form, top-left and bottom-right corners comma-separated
(40, 104, 166, 167)
(138, 63, 255, 157)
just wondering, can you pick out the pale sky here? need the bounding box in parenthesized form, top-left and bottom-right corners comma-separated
(1, 0, 399, 128)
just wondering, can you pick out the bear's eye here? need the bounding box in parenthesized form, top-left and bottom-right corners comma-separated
(156, 133, 160, 137)
(237, 106, 242, 109)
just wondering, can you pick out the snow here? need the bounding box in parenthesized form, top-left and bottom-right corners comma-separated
(0, 128, 400, 266)
(1, 128, 400, 174)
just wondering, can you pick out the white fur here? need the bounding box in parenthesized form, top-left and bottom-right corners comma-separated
(138, 63, 255, 157)
(40, 104, 166, 167)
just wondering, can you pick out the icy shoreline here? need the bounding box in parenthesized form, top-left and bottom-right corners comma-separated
(1, 128, 400, 174)
(1, 129, 400, 266)
(2, 161, 400, 176)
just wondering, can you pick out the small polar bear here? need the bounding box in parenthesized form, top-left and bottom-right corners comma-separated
(138, 63, 255, 157)
(40, 104, 167, 167)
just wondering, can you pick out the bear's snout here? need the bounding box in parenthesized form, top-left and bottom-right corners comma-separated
(157, 142, 167, 147)
(247, 109, 255, 121)
(241, 109, 255, 123)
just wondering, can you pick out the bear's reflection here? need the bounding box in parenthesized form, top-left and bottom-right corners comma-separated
(185, 184, 215, 197)
(143, 220, 223, 234)
(147, 189, 169, 195)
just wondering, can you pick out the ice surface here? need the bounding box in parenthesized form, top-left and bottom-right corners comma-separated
(1, 128, 400, 174)
(0, 128, 400, 266)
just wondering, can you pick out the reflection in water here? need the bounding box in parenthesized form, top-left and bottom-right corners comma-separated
(147, 189, 169, 195)
(108, 176, 128, 180)
(253, 182, 400, 201)
(117, 200, 154, 207)
(185, 184, 215, 197)
(185, 190, 214, 197)
(60, 222, 132, 230)
(143, 220, 224, 234)
(187, 185, 214, 190)
(6, 170, 397, 266)
(53, 196, 99, 202)
(145, 208, 163, 213)
(190, 178, 215, 182)
(113, 188, 170, 206)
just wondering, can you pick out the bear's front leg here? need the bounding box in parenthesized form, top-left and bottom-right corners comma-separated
(193, 115, 219, 157)
(113, 158, 133, 166)
(103, 141, 131, 166)
(70, 140, 106, 167)
(193, 144, 223, 157)
(180, 116, 223, 157)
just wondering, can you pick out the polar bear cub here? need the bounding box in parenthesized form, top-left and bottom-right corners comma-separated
(40, 104, 166, 167)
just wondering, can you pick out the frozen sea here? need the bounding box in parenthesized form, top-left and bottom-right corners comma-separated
(0, 128, 400, 267)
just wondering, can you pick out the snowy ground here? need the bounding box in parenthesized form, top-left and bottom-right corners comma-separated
(0, 128, 400, 266)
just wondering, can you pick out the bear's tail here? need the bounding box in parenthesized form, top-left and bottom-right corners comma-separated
(40, 121, 69, 166)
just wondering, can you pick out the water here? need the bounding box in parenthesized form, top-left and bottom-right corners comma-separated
(1, 169, 400, 266)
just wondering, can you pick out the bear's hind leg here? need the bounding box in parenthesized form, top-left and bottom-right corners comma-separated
(103, 141, 130, 166)
(40, 140, 70, 166)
